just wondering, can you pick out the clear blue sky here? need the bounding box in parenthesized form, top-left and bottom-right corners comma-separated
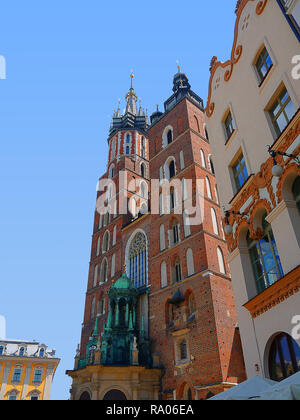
(0, 0, 237, 399)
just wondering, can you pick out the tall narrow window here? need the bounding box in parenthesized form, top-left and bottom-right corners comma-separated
(170, 187, 175, 211)
(174, 260, 182, 283)
(167, 129, 173, 145)
(172, 222, 180, 245)
(186, 248, 195, 277)
(211, 208, 219, 236)
(292, 176, 300, 215)
(0, 346, 3, 356)
(183, 211, 191, 237)
(129, 232, 147, 288)
(93, 265, 99, 287)
(224, 111, 235, 141)
(169, 160, 175, 179)
(102, 231, 110, 253)
(200, 150, 206, 168)
(91, 297, 96, 319)
(141, 163, 146, 178)
(255, 47, 273, 83)
(112, 226, 117, 246)
(96, 237, 101, 256)
(206, 177, 212, 200)
(111, 254, 116, 278)
(217, 247, 226, 275)
(100, 259, 108, 283)
(39, 348, 45, 358)
(247, 213, 284, 294)
(161, 261, 168, 289)
(232, 152, 249, 190)
(141, 137, 146, 158)
(269, 87, 296, 137)
(209, 157, 215, 175)
(19, 347, 25, 357)
(160, 224, 166, 251)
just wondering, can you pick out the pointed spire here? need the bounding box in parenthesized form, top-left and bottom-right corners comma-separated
(117, 99, 121, 117)
(139, 99, 144, 116)
(125, 73, 138, 115)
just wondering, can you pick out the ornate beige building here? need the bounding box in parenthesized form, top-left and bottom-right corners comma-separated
(205, 0, 300, 381)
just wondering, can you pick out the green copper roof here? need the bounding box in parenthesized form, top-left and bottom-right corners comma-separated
(111, 273, 135, 290)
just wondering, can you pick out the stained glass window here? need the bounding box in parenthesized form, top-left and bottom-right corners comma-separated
(129, 233, 147, 288)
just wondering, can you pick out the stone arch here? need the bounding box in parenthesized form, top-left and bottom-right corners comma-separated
(79, 389, 92, 400)
(162, 125, 174, 148)
(177, 382, 193, 400)
(164, 156, 177, 180)
(99, 385, 130, 401)
(276, 163, 300, 203)
(250, 199, 272, 235)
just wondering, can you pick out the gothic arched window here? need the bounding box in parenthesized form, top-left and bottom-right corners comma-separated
(141, 163, 146, 178)
(129, 232, 147, 288)
(167, 129, 173, 145)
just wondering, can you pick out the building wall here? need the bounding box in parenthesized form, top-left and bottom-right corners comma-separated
(205, 0, 300, 379)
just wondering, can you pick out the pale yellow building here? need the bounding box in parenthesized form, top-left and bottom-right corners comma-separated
(0, 340, 60, 400)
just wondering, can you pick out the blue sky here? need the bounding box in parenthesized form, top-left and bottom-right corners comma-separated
(0, 0, 237, 399)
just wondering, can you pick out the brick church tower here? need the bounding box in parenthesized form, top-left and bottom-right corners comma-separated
(67, 71, 246, 400)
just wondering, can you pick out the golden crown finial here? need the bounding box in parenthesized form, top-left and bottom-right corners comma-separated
(123, 263, 126, 273)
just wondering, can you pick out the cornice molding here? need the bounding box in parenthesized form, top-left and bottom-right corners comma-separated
(244, 265, 300, 318)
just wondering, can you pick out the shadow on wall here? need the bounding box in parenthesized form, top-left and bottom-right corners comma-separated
(226, 327, 247, 384)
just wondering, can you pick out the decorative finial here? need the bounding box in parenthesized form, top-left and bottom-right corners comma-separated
(123, 263, 126, 274)
(130, 72, 134, 89)
(176, 59, 181, 73)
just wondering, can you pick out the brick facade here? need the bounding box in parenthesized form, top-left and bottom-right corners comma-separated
(76, 73, 246, 400)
